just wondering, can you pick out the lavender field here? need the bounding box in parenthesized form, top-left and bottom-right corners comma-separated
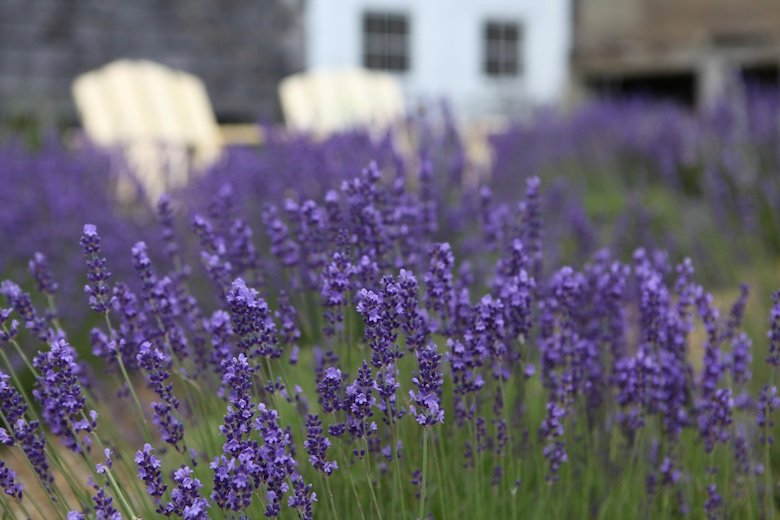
(1, 93, 780, 519)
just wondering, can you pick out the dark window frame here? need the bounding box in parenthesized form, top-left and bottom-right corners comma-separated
(362, 11, 411, 73)
(483, 19, 523, 78)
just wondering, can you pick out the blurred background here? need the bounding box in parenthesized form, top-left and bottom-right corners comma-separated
(4, 1, 780, 127)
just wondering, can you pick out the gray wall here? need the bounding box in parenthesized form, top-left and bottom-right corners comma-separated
(0, 0, 305, 125)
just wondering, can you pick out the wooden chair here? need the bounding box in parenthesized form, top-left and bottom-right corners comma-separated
(279, 67, 406, 135)
(72, 59, 258, 200)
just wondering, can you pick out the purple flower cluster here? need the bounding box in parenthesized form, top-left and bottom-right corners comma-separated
(32, 339, 96, 452)
(137, 341, 184, 449)
(80, 224, 113, 313)
(165, 466, 209, 519)
(3, 125, 780, 520)
(135, 443, 167, 503)
(304, 413, 338, 475)
(409, 344, 444, 427)
(226, 278, 280, 359)
(0, 460, 22, 500)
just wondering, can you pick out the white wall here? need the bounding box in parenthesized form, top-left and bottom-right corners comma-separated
(305, 0, 570, 119)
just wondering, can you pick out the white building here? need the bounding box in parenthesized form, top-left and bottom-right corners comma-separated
(304, 0, 571, 120)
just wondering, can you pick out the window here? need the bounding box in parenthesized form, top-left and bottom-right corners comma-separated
(362, 12, 410, 72)
(483, 21, 522, 78)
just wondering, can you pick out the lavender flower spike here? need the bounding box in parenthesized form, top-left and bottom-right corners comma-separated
(165, 466, 209, 519)
(304, 414, 338, 475)
(409, 344, 444, 427)
(226, 278, 280, 359)
(80, 224, 112, 313)
(134, 443, 167, 504)
(32, 339, 96, 452)
(768, 290, 780, 367)
(0, 460, 22, 500)
(28, 252, 59, 296)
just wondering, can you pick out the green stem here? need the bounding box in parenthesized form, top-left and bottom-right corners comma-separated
(103, 314, 153, 443)
(0, 494, 13, 519)
(363, 438, 384, 520)
(17, 497, 36, 520)
(340, 447, 367, 520)
(393, 421, 408, 519)
(431, 431, 446, 519)
(79, 412, 138, 519)
(324, 476, 339, 519)
(5, 334, 37, 379)
(419, 428, 429, 520)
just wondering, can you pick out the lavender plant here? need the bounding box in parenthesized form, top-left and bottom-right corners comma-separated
(1, 105, 780, 519)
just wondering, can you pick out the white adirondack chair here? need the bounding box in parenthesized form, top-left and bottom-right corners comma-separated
(72, 59, 227, 201)
(279, 67, 406, 135)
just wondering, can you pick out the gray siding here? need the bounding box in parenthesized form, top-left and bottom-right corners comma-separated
(0, 0, 305, 124)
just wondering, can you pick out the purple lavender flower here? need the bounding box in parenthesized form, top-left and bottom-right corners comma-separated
(320, 251, 355, 337)
(0, 307, 19, 343)
(304, 414, 338, 475)
(424, 243, 455, 333)
(135, 443, 167, 502)
(704, 483, 722, 520)
(28, 252, 59, 296)
(138, 342, 183, 449)
(522, 176, 542, 283)
(288, 473, 317, 520)
(344, 361, 378, 449)
(211, 354, 263, 512)
(722, 284, 749, 342)
(13, 418, 52, 488)
(263, 204, 300, 268)
(156, 193, 182, 271)
(732, 431, 751, 476)
(219, 354, 256, 450)
(228, 218, 259, 279)
(731, 332, 752, 386)
(696, 288, 724, 399)
(165, 466, 209, 519)
(276, 291, 300, 351)
(540, 402, 567, 482)
(205, 310, 234, 372)
(699, 388, 734, 453)
(356, 281, 402, 369)
(658, 457, 681, 486)
(90, 479, 121, 520)
(317, 366, 345, 416)
(32, 339, 95, 452)
(1, 280, 50, 341)
(542, 441, 568, 484)
(375, 363, 403, 425)
(769, 290, 780, 366)
(757, 385, 780, 444)
(398, 269, 427, 352)
(409, 344, 444, 427)
(0, 460, 22, 499)
(448, 337, 484, 425)
(192, 214, 233, 294)
(226, 278, 280, 359)
(254, 403, 299, 517)
(80, 224, 112, 313)
(111, 282, 146, 369)
(0, 370, 27, 424)
(285, 198, 328, 290)
(95, 448, 113, 475)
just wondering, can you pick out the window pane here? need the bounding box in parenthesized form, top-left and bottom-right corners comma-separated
(483, 20, 522, 78)
(486, 23, 501, 41)
(362, 12, 409, 72)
